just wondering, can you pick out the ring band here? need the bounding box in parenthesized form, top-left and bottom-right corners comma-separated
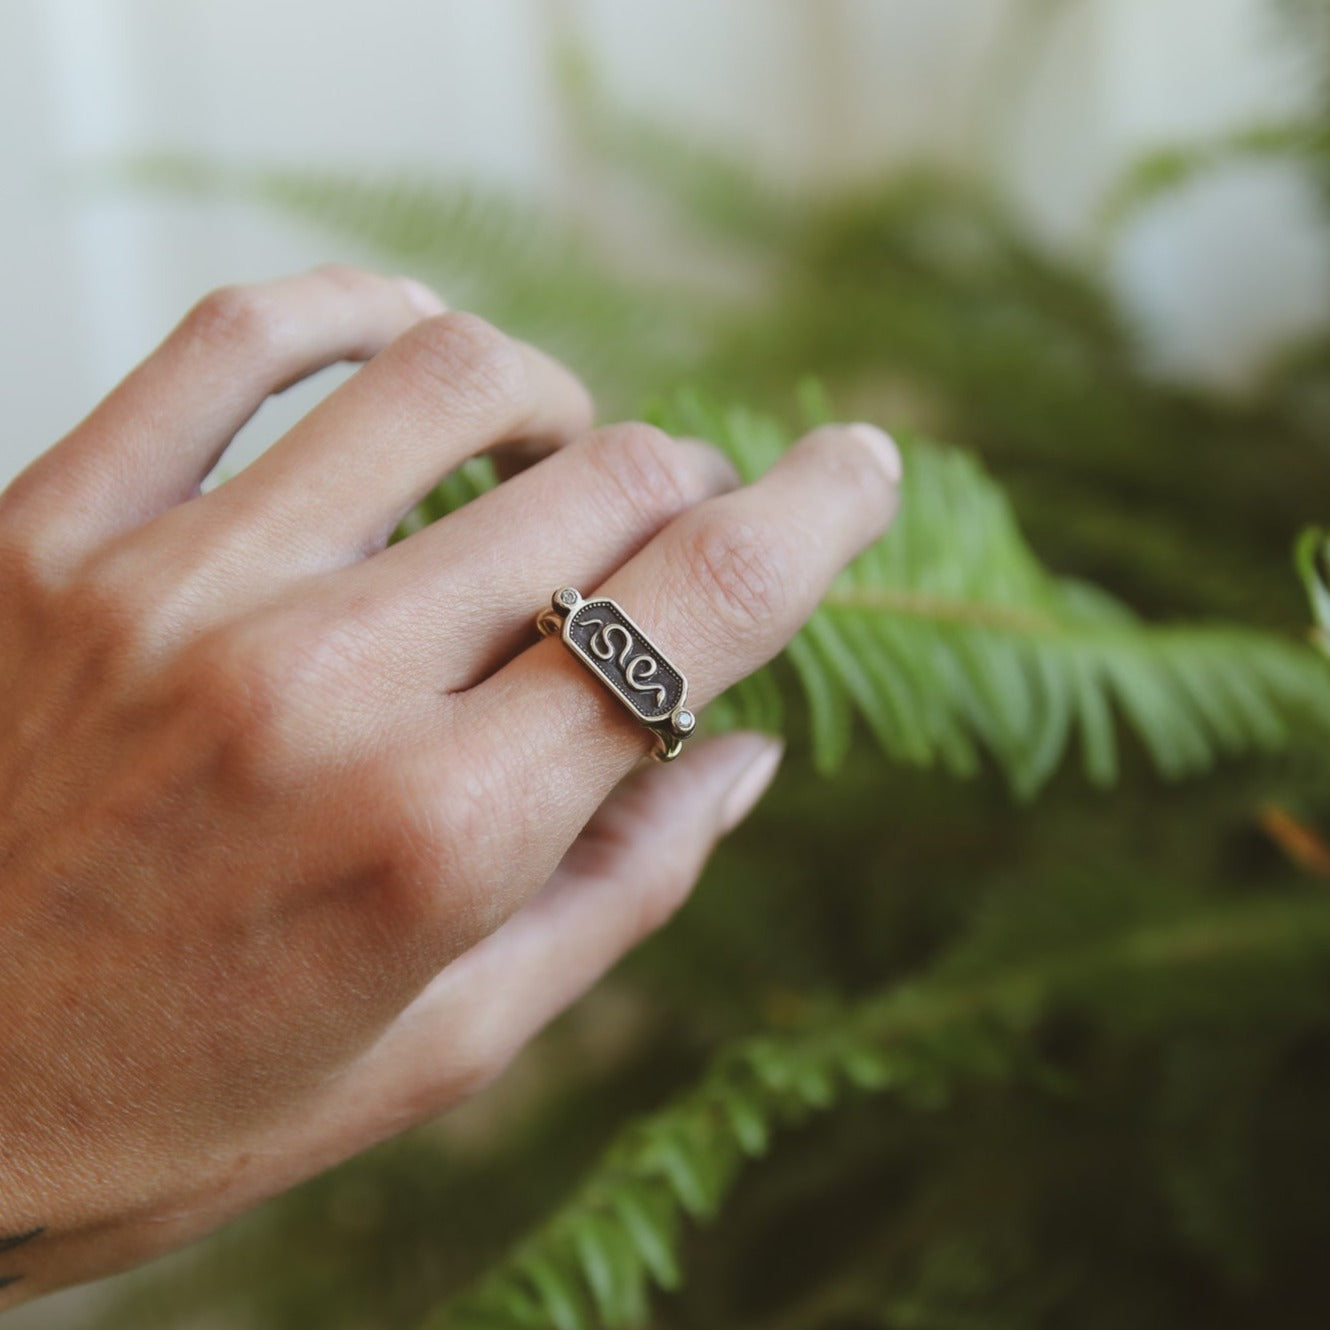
(536, 587, 696, 761)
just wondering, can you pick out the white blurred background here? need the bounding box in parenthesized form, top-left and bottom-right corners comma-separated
(0, 0, 1324, 484)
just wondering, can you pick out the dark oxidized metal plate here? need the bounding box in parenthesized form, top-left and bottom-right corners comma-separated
(536, 587, 694, 760)
(563, 598, 686, 724)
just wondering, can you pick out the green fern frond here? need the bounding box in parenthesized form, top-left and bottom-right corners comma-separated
(1297, 525, 1330, 657)
(653, 394, 1330, 796)
(1097, 122, 1330, 234)
(388, 391, 1330, 798)
(121, 156, 1330, 795)
(118, 156, 711, 407)
(395, 457, 500, 539)
(431, 892, 1330, 1330)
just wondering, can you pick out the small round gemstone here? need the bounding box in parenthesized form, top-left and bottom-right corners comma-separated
(673, 708, 696, 735)
(557, 587, 579, 608)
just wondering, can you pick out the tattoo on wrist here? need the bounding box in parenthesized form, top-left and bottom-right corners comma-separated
(0, 1227, 44, 1289)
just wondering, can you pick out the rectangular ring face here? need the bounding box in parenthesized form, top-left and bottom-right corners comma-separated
(564, 599, 686, 724)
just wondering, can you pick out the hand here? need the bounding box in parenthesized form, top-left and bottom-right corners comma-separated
(0, 265, 901, 1302)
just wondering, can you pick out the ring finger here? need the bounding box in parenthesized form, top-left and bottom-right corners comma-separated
(398, 422, 903, 934)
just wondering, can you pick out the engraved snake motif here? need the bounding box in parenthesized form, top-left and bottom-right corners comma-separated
(583, 617, 669, 709)
(586, 619, 634, 665)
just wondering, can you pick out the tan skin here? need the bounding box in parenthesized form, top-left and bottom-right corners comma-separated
(0, 265, 901, 1306)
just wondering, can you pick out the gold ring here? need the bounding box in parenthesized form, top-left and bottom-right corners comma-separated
(536, 587, 695, 761)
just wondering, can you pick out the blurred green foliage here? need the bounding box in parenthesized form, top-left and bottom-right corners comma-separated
(93, 8, 1330, 1328)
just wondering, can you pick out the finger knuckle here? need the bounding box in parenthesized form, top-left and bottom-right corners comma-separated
(403, 993, 518, 1110)
(680, 510, 791, 631)
(394, 311, 528, 421)
(370, 743, 518, 953)
(588, 423, 697, 528)
(55, 550, 168, 664)
(368, 790, 459, 928)
(171, 615, 359, 787)
(563, 375, 597, 436)
(309, 261, 368, 293)
(0, 483, 64, 600)
(445, 1038, 514, 1103)
(0, 474, 36, 537)
(184, 284, 287, 361)
(174, 628, 293, 761)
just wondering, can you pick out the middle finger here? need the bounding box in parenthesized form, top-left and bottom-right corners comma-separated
(320, 422, 740, 691)
(193, 310, 593, 577)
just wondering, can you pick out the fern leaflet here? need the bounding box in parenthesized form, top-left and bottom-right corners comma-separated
(432, 891, 1330, 1330)
(654, 394, 1330, 797)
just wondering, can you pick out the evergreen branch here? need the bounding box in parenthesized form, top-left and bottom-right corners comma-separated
(387, 391, 1330, 799)
(114, 156, 713, 409)
(824, 588, 1057, 633)
(656, 394, 1330, 797)
(431, 894, 1330, 1330)
(1096, 121, 1330, 234)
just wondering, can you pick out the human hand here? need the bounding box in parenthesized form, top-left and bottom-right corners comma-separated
(0, 265, 900, 1302)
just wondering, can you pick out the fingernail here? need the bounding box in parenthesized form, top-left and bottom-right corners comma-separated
(397, 276, 447, 318)
(846, 422, 903, 486)
(719, 736, 785, 834)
